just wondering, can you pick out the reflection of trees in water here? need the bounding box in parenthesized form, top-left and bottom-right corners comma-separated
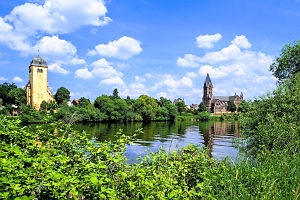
(71, 121, 239, 152)
(200, 121, 240, 157)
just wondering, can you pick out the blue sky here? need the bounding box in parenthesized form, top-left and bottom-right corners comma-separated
(1, 0, 300, 105)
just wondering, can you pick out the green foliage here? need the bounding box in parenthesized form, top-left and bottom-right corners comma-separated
(227, 101, 236, 112)
(0, 116, 136, 199)
(134, 95, 158, 121)
(7, 88, 26, 106)
(270, 40, 300, 83)
(54, 87, 70, 105)
(0, 82, 18, 105)
(77, 97, 91, 108)
(241, 73, 300, 159)
(198, 102, 207, 112)
(237, 100, 250, 113)
(175, 99, 186, 116)
(1, 118, 299, 199)
(196, 111, 210, 121)
(112, 88, 120, 100)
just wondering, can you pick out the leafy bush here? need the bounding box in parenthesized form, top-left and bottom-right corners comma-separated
(196, 111, 210, 121)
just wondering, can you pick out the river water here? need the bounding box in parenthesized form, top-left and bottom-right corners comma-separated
(72, 120, 240, 162)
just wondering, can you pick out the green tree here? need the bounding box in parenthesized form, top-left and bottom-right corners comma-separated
(270, 40, 300, 83)
(7, 88, 26, 106)
(112, 88, 120, 99)
(54, 87, 70, 105)
(198, 102, 207, 112)
(241, 74, 300, 158)
(0, 82, 18, 105)
(0, 98, 2, 107)
(134, 95, 158, 121)
(237, 100, 250, 113)
(77, 97, 91, 108)
(175, 100, 186, 116)
(227, 101, 236, 112)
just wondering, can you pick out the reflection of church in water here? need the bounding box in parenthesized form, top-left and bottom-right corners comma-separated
(202, 122, 240, 157)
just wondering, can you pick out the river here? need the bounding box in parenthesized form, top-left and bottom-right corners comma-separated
(72, 120, 240, 162)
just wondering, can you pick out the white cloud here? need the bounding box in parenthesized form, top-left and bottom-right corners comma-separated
(100, 76, 125, 85)
(156, 92, 167, 98)
(12, 76, 23, 82)
(196, 33, 222, 49)
(48, 63, 70, 74)
(91, 36, 143, 59)
(185, 72, 198, 79)
(4, 0, 111, 35)
(198, 65, 228, 78)
(0, 77, 8, 81)
(75, 58, 123, 80)
(177, 54, 201, 67)
(152, 74, 193, 90)
(232, 35, 251, 48)
(34, 35, 86, 65)
(74, 68, 93, 79)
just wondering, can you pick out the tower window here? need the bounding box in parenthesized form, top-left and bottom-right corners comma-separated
(37, 69, 43, 73)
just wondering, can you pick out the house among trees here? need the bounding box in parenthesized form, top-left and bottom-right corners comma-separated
(25, 55, 55, 110)
(202, 73, 243, 113)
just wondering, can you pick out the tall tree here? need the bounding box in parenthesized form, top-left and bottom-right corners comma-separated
(270, 40, 300, 83)
(54, 87, 70, 105)
(175, 100, 186, 116)
(112, 88, 120, 99)
(134, 95, 158, 121)
(227, 101, 236, 112)
(238, 100, 250, 113)
(7, 88, 26, 106)
(198, 102, 207, 112)
(77, 97, 91, 108)
(0, 82, 17, 105)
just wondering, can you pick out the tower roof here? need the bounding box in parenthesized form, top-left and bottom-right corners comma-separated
(204, 73, 213, 87)
(30, 55, 47, 67)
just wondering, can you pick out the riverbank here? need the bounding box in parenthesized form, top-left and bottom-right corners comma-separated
(1, 117, 299, 199)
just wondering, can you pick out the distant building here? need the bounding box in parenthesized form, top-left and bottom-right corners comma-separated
(173, 97, 183, 104)
(190, 104, 198, 111)
(202, 73, 243, 113)
(25, 55, 55, 109)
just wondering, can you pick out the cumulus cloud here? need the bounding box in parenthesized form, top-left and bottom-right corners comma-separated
(74, 68, 93, 79)
(100, 76, 125, 85)
(232, 35, 251, 48)
(12, 76, 23, 82)
(196, 33, 222, 49)
(185, 72, 198, 79)
(152, 74, 193, 90)
(48, 63, 70, 74)
(0, 0, 111, 55)
(90, 36, 143, 59)
(74, 58, 123, 80)
(177, 54, 201, 67)
(4, 0, 111, 35)
(33, 36, 86, 64)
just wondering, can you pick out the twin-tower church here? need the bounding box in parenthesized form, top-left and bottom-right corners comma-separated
(24, 55, 242, 112)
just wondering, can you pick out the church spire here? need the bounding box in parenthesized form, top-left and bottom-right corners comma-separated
(204, 73, 213, 87)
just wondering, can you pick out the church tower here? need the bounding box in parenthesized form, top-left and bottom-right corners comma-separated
(25, 55, 55, 109)
(202, 73, 213, 112)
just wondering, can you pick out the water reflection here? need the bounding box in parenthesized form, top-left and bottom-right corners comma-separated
(71, 120, 240, 162)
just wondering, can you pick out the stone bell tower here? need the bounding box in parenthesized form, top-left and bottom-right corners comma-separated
(202, 73, 213, 112)
(25, 55, 55, 109)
